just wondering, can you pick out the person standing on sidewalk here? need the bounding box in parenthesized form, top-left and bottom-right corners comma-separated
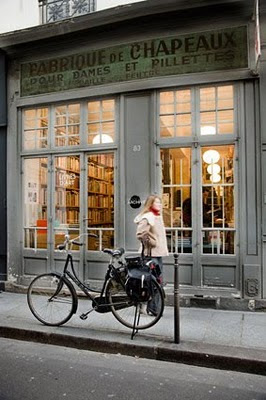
(134, 194, 169, 315)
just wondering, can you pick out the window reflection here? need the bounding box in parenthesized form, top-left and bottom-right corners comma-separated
(88, 99, 115, 144)
(201, 145, 235, 254)
(160, 90, 192, 137)
(161, 148, 192, 253)
(24, 158, 48, 249)
(200, 85, 234, 136)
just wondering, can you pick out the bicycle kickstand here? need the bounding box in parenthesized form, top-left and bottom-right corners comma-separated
(80, 307, 94, 320)
(131, 304, 140, 340)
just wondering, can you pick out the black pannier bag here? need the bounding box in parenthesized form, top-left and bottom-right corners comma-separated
(124, 256, 153, 302)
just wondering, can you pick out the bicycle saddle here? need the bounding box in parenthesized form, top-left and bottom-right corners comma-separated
(103, 248, 125, 257)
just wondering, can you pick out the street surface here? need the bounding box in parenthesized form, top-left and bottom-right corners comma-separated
(0, 338, 266, 400)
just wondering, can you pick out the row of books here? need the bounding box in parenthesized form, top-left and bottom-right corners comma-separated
(88, 180, 109, 194)
(55, 156, 80, 172)
(88, 209, 112, 225)
(88, 195, 110, 208)
(56, 190, 79, 207)
(89, 154, 114, 167)
(55, 209, 79, 224)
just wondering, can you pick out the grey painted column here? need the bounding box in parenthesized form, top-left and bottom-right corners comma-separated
(260, 12, 266, 298)
(124, 94, 151, 252)
(0, 50, 7, 283)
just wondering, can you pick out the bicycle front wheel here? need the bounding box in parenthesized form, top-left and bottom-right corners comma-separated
(106, 277, 164, 330)
(27, 273, 77, 326)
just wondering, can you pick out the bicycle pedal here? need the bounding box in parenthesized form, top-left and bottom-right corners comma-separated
(80, 314, 88, 320)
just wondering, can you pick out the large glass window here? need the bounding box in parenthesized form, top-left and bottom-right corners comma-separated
(161, 148, 192, 253)
(54, 104, 80, 147)
(200, 85, 234, 136)
(159, 85, 235, 139)
(87, 99, 115, 144)
(201, 145, 235, 254)
(24, 158, 48, 249)
(23, 108, 48, 150)
(54, 156, 80, 249)
(160, 90, 192, 138)
(87, 153, 114, 251)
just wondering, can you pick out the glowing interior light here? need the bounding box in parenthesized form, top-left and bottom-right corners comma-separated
(207, 163, 221, 175)
(200, 125, 216, 136)
(203, 149, 220, 164)
(92, 134, 113, 144)
(210, 173, 221, 183)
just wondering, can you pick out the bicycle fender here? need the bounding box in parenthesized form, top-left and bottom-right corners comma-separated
(52, 272, 78, 315)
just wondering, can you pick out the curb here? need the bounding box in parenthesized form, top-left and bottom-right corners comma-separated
(1, 325, 266, 376)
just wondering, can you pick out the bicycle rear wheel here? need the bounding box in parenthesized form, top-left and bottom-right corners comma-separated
(27, 273, 77, 326)
(106, 276, 164, 330)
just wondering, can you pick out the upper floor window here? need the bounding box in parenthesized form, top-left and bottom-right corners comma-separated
(23, 108, 48, 150)
(87, 99, 115, 145)
(160, 90, 192, 138)
(200, 86, 234, 136)
(55, 103, 80, 147)
(22, 98, 116, 151)
(159, 85, 235, 139)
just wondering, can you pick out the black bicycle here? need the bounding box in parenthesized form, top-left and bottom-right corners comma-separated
(27, 234, 164, 334)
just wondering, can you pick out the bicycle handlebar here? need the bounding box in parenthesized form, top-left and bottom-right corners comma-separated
(57, 233, 98, 250)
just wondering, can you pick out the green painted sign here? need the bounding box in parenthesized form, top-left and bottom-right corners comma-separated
(21, 26, 248, 97)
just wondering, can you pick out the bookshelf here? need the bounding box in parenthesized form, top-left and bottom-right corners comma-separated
(87, 154, 114, 249)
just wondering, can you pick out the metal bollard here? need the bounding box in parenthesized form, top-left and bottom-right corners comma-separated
(174, 253, 180, 344)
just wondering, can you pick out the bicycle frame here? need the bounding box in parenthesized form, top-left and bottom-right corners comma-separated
(61, 252, 125, 303)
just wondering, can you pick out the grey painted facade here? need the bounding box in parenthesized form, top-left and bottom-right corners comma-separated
(1, 0, 265, 299)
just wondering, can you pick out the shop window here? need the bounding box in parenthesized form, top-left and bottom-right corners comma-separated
(54, 156, 80, 249)
(87, 99, 115, 144)
(54, 104, 80, 146)
(24, 158, 48, 249)
(23, 108, 48, 150)
(201, 145, 235, 254)
(161, 148, 192, 254)
(87, 153, 114, 251)
(160, 90, 192, 138)
(200, 85, 234, 136)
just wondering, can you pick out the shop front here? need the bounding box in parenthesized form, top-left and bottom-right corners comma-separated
(3, 0, 264, 299)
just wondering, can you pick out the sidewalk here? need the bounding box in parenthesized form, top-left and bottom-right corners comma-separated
(1, 291, 266, 375)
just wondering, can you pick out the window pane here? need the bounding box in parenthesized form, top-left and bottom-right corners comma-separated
(200, 87, 215, 111)
(160, 126, 174, 138)
(218, 110, 234, 134)
(102, 99, 115, 111)
(217, 85, 233, 109)
(55, 104, 80, 147)
(160, 92, 174, 104)
(87, 99, 115, 145)
(87, 153, 114, 251)
(24, 158, 48, 249)
(160, 115, 174, 128)
(176, 126, 192, 137)
(201, 145, 235, 255)
(176, 90, 191, 113)
(161, 148, 192, 254)
(23, 108, 49, 150)
(54, 156, 80, 250)
(160, 104, 174, 114)
(159, 90, 192, 138)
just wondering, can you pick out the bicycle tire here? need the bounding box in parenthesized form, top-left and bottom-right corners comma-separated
(106, 276, 164, 330)
(27, 273, 77, 326)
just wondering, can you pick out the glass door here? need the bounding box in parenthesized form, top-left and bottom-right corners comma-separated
(86, 152, 115, 252)
(160, 144, 237, 286)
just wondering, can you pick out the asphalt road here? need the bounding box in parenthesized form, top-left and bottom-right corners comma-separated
(0, 338, 266, 400)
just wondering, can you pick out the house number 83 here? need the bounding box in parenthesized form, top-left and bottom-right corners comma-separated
(133, 145, 141, 152)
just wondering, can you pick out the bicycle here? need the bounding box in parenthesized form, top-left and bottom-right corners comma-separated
(27, 234, 165, 339)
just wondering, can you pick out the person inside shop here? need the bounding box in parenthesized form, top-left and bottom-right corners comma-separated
(134, 194, 168, 315)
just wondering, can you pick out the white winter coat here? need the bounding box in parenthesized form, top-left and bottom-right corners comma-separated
(134, 211, 169, 257)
